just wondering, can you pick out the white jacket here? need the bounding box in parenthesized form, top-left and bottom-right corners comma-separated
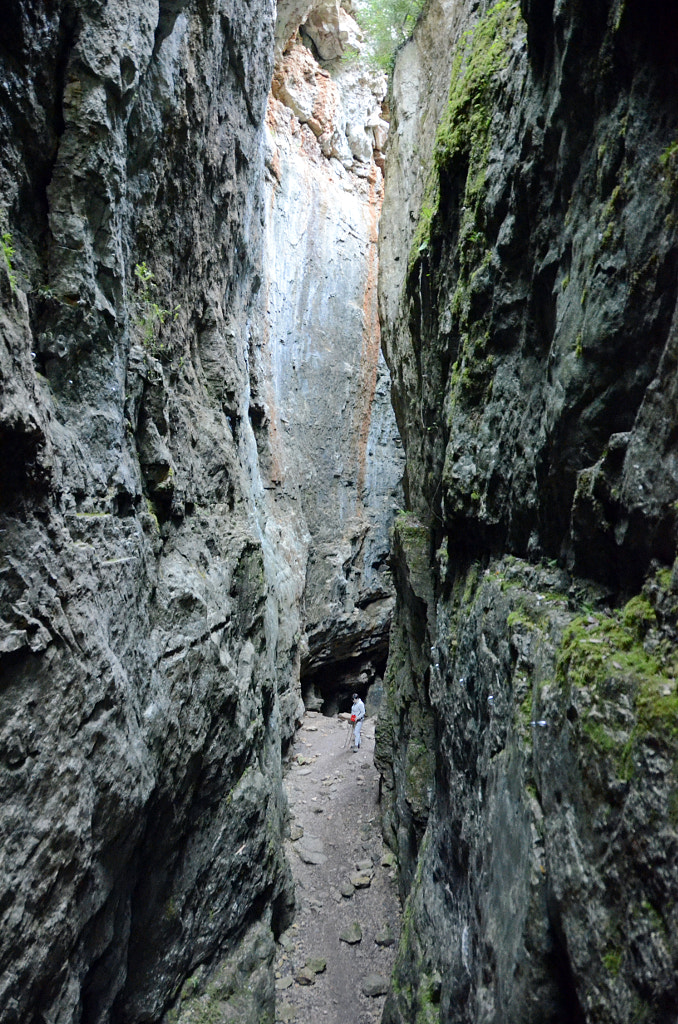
(351, 698, 365, 721)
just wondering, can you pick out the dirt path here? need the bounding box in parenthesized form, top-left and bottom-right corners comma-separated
(275, 711, 401, 1024)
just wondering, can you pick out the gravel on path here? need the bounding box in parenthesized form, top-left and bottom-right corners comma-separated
(275, 711, 401, 1024)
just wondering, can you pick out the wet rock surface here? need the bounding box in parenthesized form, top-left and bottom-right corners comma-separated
(378, 0, 678, 1022)
(277, 712, 401, 1024)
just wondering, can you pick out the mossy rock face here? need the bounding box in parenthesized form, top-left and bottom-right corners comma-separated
(404, 737, 435, 819)
(393, 512, 433, 606)
(553, 576, 678, 782)
(165, 920, 275, 1024)
(382, 548, 678, 1024)
(409, 0, 523, 272)
(531, 567, 678, 1019)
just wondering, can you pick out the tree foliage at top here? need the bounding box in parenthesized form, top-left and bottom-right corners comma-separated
(355, 0, 427, 72)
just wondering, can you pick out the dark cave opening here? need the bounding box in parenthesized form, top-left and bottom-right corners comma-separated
(300, 649, 388, 718)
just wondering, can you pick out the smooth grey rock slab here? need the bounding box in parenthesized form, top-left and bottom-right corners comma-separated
(296, 846, 327, 866)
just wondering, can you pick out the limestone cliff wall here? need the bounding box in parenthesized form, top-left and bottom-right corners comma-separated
(0, 3, 300, 1022)
(378, 0, 678, 1021)
(260, 34, 404, 690)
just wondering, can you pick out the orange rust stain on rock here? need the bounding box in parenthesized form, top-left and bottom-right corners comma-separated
(353, 170, 384, 502)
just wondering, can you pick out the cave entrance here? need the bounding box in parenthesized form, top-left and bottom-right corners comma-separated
(300, 650, 388, 718)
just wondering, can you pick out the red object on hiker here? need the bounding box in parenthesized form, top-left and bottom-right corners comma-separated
(351, 714, 356, 723)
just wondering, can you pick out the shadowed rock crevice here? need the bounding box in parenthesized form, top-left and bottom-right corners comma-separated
(301, 650, 388, 717)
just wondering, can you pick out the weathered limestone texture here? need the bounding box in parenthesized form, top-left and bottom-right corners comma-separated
(0, 2, 300, 1022)
(378, 0, 678, 1021)
(261, 30, 404, 687)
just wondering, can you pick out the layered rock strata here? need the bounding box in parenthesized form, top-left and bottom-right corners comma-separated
(378, 0, 678, 1021)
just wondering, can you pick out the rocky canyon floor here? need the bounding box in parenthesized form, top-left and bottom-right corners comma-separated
(275, 712, 401, 1024)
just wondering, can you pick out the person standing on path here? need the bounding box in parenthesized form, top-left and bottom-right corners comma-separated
(351, 693, 365, 751)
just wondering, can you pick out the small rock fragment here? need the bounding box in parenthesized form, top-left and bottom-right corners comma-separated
(350, 871, 372, 888)
(340, 881, 355, 898)
(381, 850, 396, 868)
(356, 859, 373, 871)
(306, 957, 327, 974)
(361, 974, 389, 997)
(289, 823, 304, 841)
(276, 976, 293, 990)
(295, 966, 316, 985)
(298, 847, 327, 865)
(375, 924, 395, 947)
(339, 921, 363, 944)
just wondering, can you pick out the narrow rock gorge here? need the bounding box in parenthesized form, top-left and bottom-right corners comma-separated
(1, 0, 678, 1023)
(0, 1, 399, 1022)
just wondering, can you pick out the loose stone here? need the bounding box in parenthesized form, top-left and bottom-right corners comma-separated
(305, 957, 327, 974)
(361, 974, 389, 997)
(350, 871, 372, 888)
(297, 847, 327, 865)
(339, 921, 363, 944)
(295, 966, 316, 985)
(296, 835, 327, 865)
(375, 924, 395, 947)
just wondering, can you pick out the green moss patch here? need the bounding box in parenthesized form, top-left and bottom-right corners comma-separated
(556, 580, 678, 780)
(409, 0, 522, 271)
(602, 946, 623, 978)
